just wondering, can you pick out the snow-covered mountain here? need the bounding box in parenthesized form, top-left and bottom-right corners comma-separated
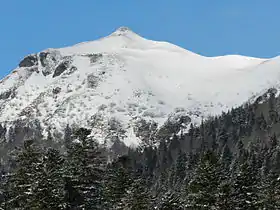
(1, 26, 280, 147)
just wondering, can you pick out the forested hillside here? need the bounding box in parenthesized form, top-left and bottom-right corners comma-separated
(1, 88, 280, 209)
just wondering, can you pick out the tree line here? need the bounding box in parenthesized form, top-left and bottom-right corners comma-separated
(1, 89, 280, 209)
(1, 128, 280, 209)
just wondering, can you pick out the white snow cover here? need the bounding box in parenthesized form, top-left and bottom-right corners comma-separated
(0, 26, 279, 147)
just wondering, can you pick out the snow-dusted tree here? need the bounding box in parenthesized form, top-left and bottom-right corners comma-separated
(34, 148, 66, 209)
(158, 191, 184, 210)
(215, 181, 231, 210)
(63, 124, 72, 150)
(65, 128, 106, 209)
(230, 159, 259, 209)
(103, 155, 133, 209)
(175, 149, 187, 183)
(125, 177, 151, 210)
(4, 140, 43, 209)
(258, 170, 280, 209)
(185, 151, 221, 209)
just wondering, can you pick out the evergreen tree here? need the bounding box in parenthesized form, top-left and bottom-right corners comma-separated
(216, 181, 231, 210)
(271, 147, 280, 174)
(168, 164, 176, 189)
(220, 144, 232, 174)
(0, 165, 6, 210)
(34, 148, 66, 209)
(216, 146, 232, 209)
(175, 150, 187, 183)
(230, 160, 259, 209)
(156, 139, 169, 193)
(104, 155, 133, 209)
(65, 128, 106, 209)
(185, 151, 221, 209)
(259, 169, 280, 209)
(158, 191, 184, 210)
(4, 140, 43, 209)
(125, 177, 151, 210)
(231, 139, 247, 175)
(64, 124, 72, 150)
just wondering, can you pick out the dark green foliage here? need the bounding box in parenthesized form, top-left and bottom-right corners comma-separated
(33, 148, 66, 209)
(216, 181, 231, 210)
(168, 164, 176, 189)
(125, 177, 151, 210)
(175, 150, 187, 182)
(158, 191, 184, 210)
(1, 142, 67, 210)
(185, 151, 221, 209)
(259, 170, 280, 209)
(3, 140, 43, 209)
(65, 128, 106, 209)
(230, 160, 259, 209)
(64, 124, 72, 150)
(104, 156, 133, 209)
(220, 144, 232, 173)
(2, 91, 280, 208)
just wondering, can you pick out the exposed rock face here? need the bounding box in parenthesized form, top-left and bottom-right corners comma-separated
(66, 66, 77, 75)
(19, 55, 38, 67)
(254, 88, 278, 105)
(38, 51, 61, 76)
(52, 87, 62, 95)
(53, 60, 71, 78)
(39, 52, 50, 67)
(0, 89, 16, 100)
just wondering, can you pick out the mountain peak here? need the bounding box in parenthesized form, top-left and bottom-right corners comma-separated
(0, 26, 275, 148)
(116, 26, 132, 32)
(111, 26, 137, 36)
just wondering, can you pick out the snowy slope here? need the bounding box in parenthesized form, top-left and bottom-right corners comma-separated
(0, 26, 279, 147)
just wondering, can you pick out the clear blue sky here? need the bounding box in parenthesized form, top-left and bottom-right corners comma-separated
(1, 0, 280, 78)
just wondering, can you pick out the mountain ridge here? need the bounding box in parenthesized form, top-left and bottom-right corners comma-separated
(0, 26, 280, 147)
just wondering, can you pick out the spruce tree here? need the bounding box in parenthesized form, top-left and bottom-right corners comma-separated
(259, 169, 280, 209)
(220, 144, 232, 171)
(34, 148, 66, 209)
(0, 165, 6, 210)
(158, 191, 184, 210)
(104, 156, 133, 209)
(185, 151, 221, 209)
(155, 139, 169, 194)
(125, 177, 151, 210)
(65, 128, 106, 209)
(216, 146, 232, 209)
(175, 150, 187, 183)
(4, 140, 43, 209)
(215, 181, 231, 210)
(168, 164, 176, 189)
(230, 160, 259, 209)
(64, 124, 72, 150)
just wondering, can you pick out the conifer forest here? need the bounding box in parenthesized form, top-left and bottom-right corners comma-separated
(0, 90, 280, 209)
